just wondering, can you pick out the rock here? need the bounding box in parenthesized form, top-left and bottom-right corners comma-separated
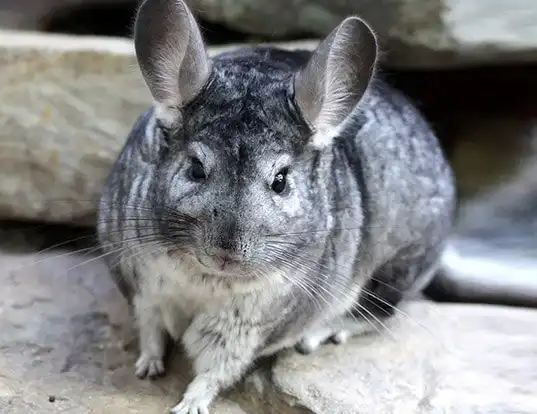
(1, 227, 536, 413)
(184, 0, 537, 68)
(0, 30, 146, 225)
(270, 302, 537, 414)
(0, 30, 316, 225)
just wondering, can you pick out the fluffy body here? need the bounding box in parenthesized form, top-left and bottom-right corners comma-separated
(98, 12, 455, 414)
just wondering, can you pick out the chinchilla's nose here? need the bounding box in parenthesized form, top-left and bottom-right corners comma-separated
(211, 210, 241, 250)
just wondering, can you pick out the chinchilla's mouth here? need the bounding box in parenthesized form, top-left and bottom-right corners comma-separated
(195, 253, 247, 275)
(165, 247, 253, 279)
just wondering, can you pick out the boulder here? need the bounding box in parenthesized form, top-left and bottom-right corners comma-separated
(269, 303, 537, 414)
(1, 231, 536, 414)
(0, 30, 146, 225)
(185, 0, 537, 68)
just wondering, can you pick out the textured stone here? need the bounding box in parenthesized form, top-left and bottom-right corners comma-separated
(1, 234, 536, 413)
(270, 301, 537, 414)
(0, 31, 146, 224)
(184, 0, 537, 68)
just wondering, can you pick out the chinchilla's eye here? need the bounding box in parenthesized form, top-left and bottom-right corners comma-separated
(271, 168, 288, 194)
(189, 157, 206, 181)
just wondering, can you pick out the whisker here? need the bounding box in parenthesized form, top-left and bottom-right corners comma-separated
(57, 238, 168, 276)
(264, 245, 371, 332)
(256, 254, 327, 317)
(8, 233, 166, 274)
(108, 241, 170, 273)
(358, 287, 441, 345)
(265, 222, 407, 238)
(263, 242, 434, 342)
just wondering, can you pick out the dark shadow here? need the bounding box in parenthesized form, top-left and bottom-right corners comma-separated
(383, 64, 537, 159)
(39, 1, 274, 45)
(40, 3, 137, 38)
(0, 219, 97, 253)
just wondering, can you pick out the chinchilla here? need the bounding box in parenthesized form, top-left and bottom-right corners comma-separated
(97, 0, 456, 412)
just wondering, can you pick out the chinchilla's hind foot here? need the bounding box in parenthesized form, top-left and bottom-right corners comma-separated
(295, 318, 379, 354)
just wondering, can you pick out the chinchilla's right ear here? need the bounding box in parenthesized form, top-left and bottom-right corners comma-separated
(134, 0, 211, 128)
(294, 17, 378, 148)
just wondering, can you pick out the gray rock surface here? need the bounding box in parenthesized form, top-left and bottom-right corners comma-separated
(0, 31, 147, 225)
(185, 0, 537, 68)
(271, 303, 537, 414)
(1, 229, 536, 413)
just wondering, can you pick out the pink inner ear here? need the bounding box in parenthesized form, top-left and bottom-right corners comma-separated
(294, 17, 378, 138)
(134, 0, 210, 112)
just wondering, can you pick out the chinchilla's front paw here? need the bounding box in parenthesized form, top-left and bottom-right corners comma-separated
(170, 401, 209, 414)
(135, 352, 166, 379)
(170, 393, 211, 414)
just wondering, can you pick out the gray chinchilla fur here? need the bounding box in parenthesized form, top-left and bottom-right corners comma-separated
(97, 0, 457, 412)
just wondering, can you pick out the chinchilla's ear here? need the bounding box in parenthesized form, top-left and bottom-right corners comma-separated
(134, 0, 211, 128)
(294, 17, 378, 148)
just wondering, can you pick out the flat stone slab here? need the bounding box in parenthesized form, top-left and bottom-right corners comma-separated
(271, 303, 537, 413)
(1, 234, 536, 413)
(184, 0, 537, 68)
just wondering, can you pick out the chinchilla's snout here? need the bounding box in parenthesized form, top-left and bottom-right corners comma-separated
(194, 210, 260, 273)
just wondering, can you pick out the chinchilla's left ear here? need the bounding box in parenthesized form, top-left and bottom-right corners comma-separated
(293, 17, 378, 148)
(134, 0, 211, 128)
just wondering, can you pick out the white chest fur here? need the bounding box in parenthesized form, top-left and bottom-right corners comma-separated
(133, 251, 290, 340)
(137, 252, 221, 315)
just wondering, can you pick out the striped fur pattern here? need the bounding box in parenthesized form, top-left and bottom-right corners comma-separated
(97, 1, 456, 413)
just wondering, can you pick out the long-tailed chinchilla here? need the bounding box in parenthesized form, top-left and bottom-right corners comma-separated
(97, 0, 456, 412)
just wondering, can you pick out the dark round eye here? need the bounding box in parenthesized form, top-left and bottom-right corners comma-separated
(271, 168, 288, 194)
(189, 158, 206, 181)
